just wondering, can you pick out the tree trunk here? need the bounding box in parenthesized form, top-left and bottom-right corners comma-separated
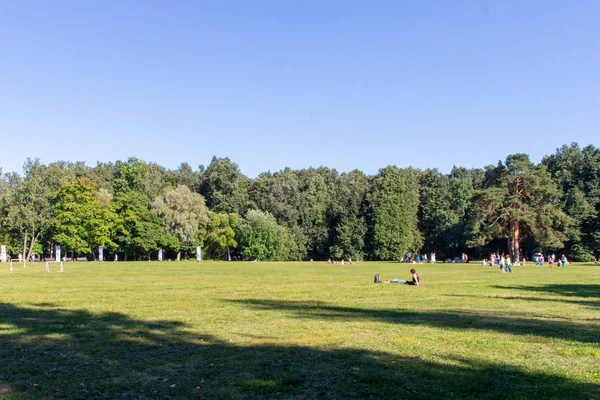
(509, 221, 520, 264)
(26, 231, 41, 261)
(22, 231, 28, 263)
(176, 251, 181, 261)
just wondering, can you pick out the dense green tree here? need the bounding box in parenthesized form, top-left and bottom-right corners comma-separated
(4, 159, 64, 260)
(202, 212, 239, 260)
(52, 178, 117, 258)
(249, 169, 306, 259)
(89, 162, 116, 193)
(238, 210, 297, 261)
(152, 185, 209, 260)
(368, 166, 422, 260)
(328, 170, 370, 260)
(176, 162, 200, 191)
(446, 167, 476, 255)
(200, 157, 250, 215)
(0, 145, 596, 262)
(418, 169, 454, 257)
(249, 169, 301, 228)
(296, 167, 338, 260)
(113, 157, 151, 196)
(113, 191, 166, 260)
(0, 170, 18, 255)
(472, 154, 571, 262)
(542, 143, 600, 260)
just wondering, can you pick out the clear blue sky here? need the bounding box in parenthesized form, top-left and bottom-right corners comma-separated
(1, 1, 598, 177)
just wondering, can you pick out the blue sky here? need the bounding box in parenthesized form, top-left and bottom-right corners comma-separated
(1, 1, 598, 177)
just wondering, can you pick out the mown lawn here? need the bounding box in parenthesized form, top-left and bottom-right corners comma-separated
(0, 260, 599, 399)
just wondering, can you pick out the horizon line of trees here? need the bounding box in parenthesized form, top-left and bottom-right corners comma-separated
(1, 142, 598, 263)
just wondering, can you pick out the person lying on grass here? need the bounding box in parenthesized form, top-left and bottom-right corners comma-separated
(385, 269, 422, 286)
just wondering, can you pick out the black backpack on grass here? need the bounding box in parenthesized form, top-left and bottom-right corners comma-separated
(374, 274, 381, 283)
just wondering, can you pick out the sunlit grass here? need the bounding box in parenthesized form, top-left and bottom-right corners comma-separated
(0, 260, 599, 399)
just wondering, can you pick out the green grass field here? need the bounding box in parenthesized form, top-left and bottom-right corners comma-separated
(1, 260, 599, 399)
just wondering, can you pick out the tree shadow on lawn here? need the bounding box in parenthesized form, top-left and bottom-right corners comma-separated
(445, 293, 600, 311)
(227, 299, 600, 344)
(491, 284, 600, 299)
(1, 303, 598, 400)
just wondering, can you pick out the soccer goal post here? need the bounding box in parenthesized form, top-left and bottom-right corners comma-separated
(45, 261, 64, 273)
(8, 260, 26, 271)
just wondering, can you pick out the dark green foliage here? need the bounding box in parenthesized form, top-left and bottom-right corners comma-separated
(112, 191, 167, 260)
(238, 210, 298, 260)
(52, 178, 117, 257)
(543, 143, 600, 260)
(3, 159, 64, 259)
(368, 166, 422, 260)
(1, 145, 598, 260)
(328, 170, 370, 260)
(296, 167, 338, 260)
(418, 169, 455, 257)
(249, 169, 307, 259)
(472, 154, 571, 261)
(200, 157, 250, 215)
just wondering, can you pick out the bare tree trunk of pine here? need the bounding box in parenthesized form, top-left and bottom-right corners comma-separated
(509, 221, 520, 264)
(176, 250, 181, 261)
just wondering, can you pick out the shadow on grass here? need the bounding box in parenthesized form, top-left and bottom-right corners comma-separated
(490, 284, 600, 310)
(492, 284, 600, 299)
(446, 293, 600, 311)
(228, 299, 600, 344)
(0, 302, 598, 399)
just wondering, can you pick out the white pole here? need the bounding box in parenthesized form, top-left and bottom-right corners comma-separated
(24, 260, 26, 269)
(46, 262, 49, 272)
(9, 260, 13, 271)
(60, 262, 63, 272)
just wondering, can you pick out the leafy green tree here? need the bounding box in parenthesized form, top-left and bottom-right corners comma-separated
(176, 162, 200, 191)
(52, 178, 117, 258)
(367, 166, 422, 260)
(472, 154, 570, 262)
(4, 159, 63, 260)
(418, 169, 454, 257)
(152, 185, 209, 260)
(328, 170, 370, 260)
(296, 167, 338, 260)
(113, 157, 149, 195)
(249, 169, 306, 259)
(202, 212, 239, 260)
(200, 157, 250, 215)
(113, 191, 166, 260)
(89, 161, 116, 193)
(543, 143, 600, 260)
(446, 167, 476, 255)
(238, 210, 298, 261)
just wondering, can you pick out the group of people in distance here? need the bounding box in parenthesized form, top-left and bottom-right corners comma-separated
(481, 252, 572, 272)
(481, 253, 515, 272)
(327, 258, 353, 265)
(400, 253, 436, 264)
(535, 253, 568, 268)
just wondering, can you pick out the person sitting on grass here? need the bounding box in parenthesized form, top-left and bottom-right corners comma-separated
(385, 269, 422, 286)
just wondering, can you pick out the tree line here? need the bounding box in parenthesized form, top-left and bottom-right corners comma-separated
(0, 143, 598, 262)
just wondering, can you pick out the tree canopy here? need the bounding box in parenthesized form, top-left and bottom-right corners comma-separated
(0, 143, 597, 261)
